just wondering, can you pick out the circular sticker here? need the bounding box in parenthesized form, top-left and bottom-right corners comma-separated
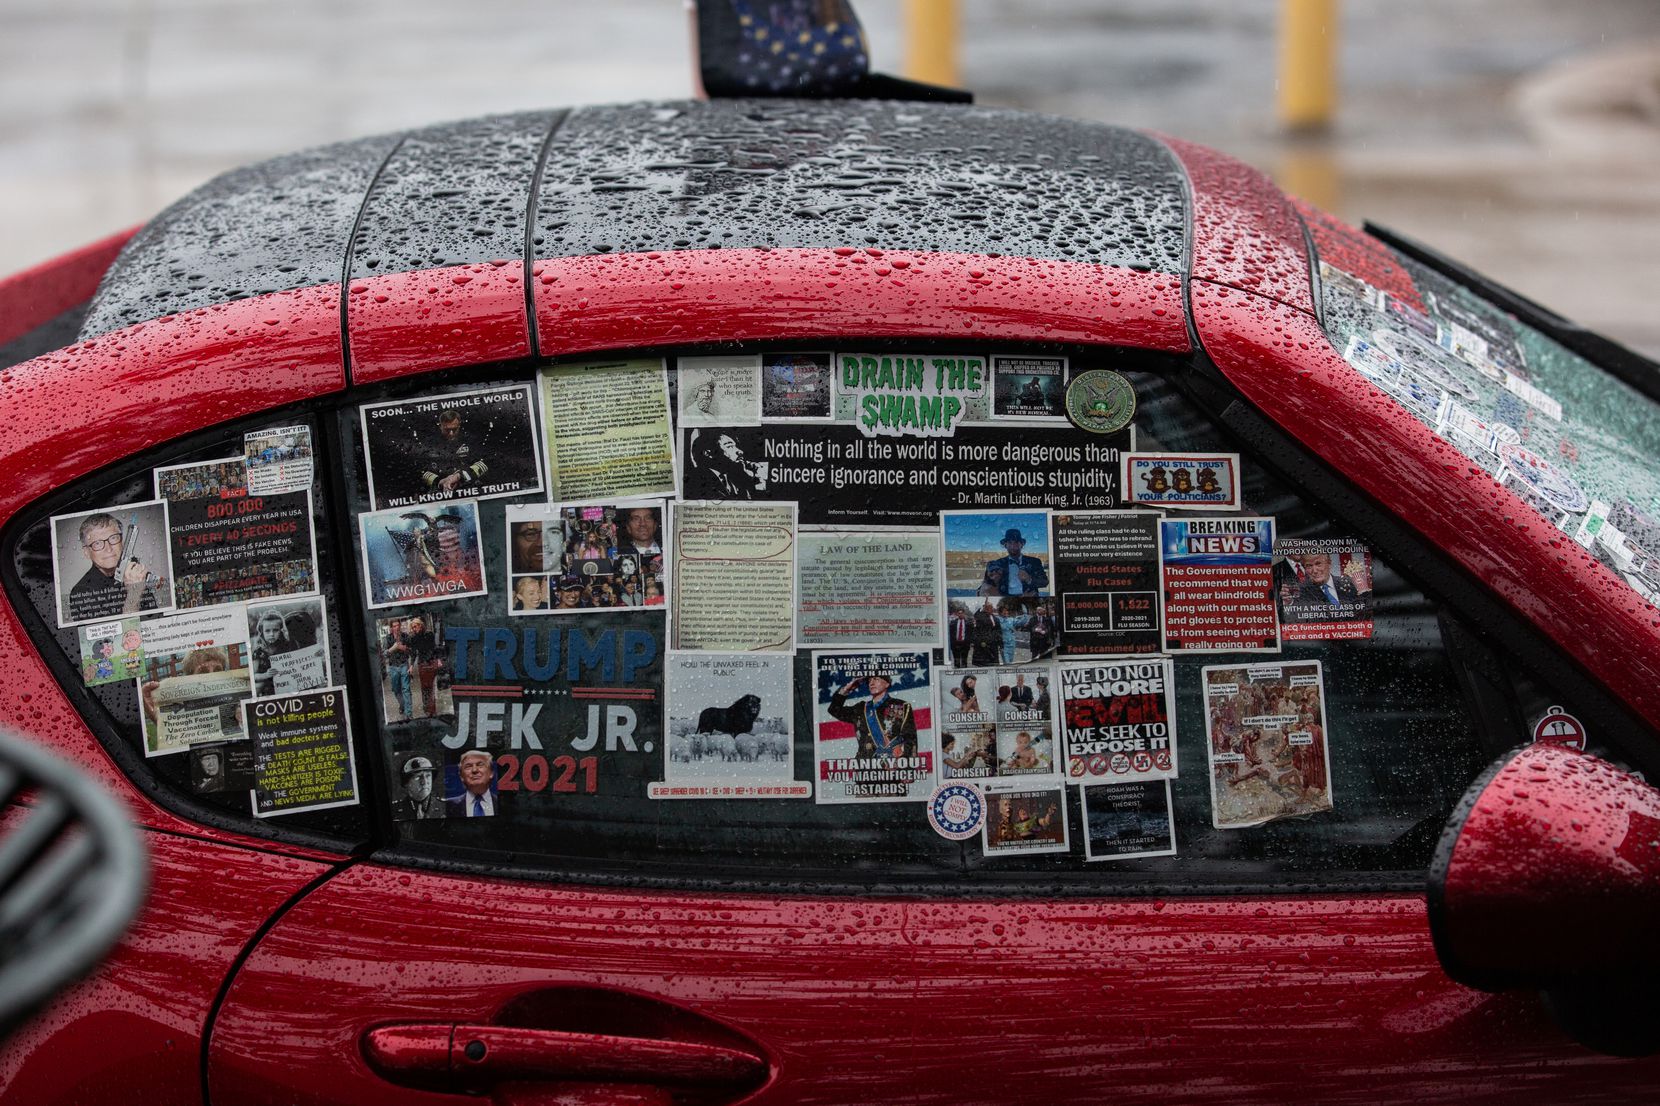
(928, 783, 985, 840)
(1532, 705, 1587, 752)
(1065, 369, 1136, 434)
(1497, 443, 1590, 514)
(1372, 328, 1479, 400)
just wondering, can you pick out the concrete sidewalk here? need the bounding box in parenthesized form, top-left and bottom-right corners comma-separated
(2, 0, 1656, 354)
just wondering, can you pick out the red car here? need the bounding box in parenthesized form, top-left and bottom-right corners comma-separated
(2, 72, 1658, 1106)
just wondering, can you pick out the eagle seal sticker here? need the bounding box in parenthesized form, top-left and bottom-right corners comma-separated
(1065, 369, 1136, 434)
(1122, 452, 1241, 510)
(928, 782, 985, 840)
(1532, 705, 1586, 752)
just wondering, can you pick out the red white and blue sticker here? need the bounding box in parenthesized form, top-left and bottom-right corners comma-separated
(1497, 443, 1589, 516)
(928, 782, 985, 840)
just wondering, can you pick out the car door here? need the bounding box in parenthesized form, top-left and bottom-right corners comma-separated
(204, 352, 1660, 1104)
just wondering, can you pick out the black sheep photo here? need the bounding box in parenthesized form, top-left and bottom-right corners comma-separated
(652, 654, 806, 799)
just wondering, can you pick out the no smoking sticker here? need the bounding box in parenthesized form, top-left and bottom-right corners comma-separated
(1532, 705, 1586, 752)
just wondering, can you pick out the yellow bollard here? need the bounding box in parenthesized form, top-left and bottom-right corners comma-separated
(1278, 0, 1338, 132)
(904, 0, 961, 88)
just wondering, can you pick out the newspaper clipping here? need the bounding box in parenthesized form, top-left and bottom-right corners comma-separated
(138, 606, 251, 757)
(247, 687, 359, 817)
(813, 650, 935, 804)
(359, 499, 486, 609)
(981, 779, 1070, 856)
(1160, 517, 1279, 652)
(1059, 658, 1177, 783)
(1203, 661, 1334, 829)
(1082, 780, 1176, 862)
(358, 384, 543, 510)
(155, 457, 318, 609)
(670, 501, 796, 653)
(50, 501, 174, 627)
(540, 359, 676, 502)
(649, 652, 809, 799)
(1051, 511, 1162, 656)
(797, 528, 941, 648)
(1274, 538, 1375, 641)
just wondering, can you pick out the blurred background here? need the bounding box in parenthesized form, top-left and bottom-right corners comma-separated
(2, 0, 1657, 354)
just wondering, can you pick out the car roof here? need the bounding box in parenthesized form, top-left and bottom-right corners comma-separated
(81, 100, 1199, 340)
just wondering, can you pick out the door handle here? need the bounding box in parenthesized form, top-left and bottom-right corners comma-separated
(364, 1022, 768, 1088)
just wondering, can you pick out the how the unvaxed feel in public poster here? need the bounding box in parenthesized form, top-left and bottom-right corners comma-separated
(154, 456, 318, 610)
(649, 652, 809, 799)
(1059, 658, 1177, 783)
(813, 650, 935, 804)
(1203, 661, 1333, 829)
(138, 606, 252, 757)
(246, 686, 359, 818)
(359, 385, 544, 510)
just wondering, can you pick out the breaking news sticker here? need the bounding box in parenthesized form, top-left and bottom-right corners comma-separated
(1532, 705, 1586, 752)
(1064, 369, 1136, 435)
(928, 782, 985, 841)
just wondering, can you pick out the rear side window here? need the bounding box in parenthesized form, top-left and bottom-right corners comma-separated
(339, 352, 1490, 891)
(6, 414, 369, 844)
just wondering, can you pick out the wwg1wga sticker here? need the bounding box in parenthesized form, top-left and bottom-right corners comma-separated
(928, 782, 985, 840)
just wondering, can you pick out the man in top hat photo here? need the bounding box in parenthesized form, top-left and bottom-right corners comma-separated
(980, 527, 1049, 597)
(827, 667, 917, 760)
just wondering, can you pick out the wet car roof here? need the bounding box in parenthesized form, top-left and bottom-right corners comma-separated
(81, 101, 1193, 340)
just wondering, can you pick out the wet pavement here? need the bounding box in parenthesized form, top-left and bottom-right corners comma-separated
(2, 0, 1656, 354)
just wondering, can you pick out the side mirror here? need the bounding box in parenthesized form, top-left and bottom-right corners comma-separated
(1429, 742, 1660, 1055)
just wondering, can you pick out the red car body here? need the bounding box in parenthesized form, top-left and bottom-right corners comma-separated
(0, 100, 1656, 1104)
